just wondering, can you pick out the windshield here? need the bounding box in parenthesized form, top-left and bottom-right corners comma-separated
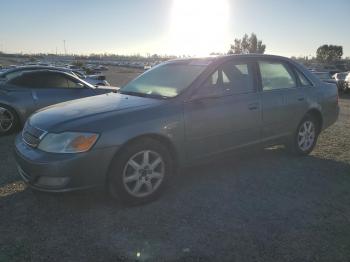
(120, 62, 207, 98)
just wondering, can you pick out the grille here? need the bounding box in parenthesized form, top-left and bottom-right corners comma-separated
(22, 123, 47, 148)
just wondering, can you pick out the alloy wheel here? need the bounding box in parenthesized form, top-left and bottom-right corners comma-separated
(0, 107, 14, 133)
(122, 150, 165, 198)
(297, 120, 316, 152)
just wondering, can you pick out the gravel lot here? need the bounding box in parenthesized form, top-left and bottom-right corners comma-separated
(103, 66, 144, 88)
(0, 69, 350, 261)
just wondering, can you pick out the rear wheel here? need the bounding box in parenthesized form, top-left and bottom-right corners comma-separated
(288, 114, 319, 156)
(107, 138, 174, 205)
(0, 104, 19, 136)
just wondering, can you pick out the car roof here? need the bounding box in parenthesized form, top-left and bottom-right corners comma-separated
(17, 69, 81, 79)
(169, 54, 292, 62)
(1, 65, 72, 74)
(164, 54, 300, 67)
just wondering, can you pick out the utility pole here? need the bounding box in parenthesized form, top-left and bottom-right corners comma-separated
(63, 40, 67, 56)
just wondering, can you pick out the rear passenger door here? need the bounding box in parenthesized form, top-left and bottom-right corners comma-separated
(258, 60, 308, 141)
(31, 72, 95, 110)
(184, 60, 261, 160)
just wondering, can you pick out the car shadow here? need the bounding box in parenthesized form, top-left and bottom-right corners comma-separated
(2, 146, 350, 209)
(1, 146, 350, 261)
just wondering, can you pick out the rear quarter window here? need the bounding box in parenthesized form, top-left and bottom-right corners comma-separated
(294, 69, 313, 87)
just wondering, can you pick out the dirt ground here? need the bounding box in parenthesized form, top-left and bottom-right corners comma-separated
(0, 69, 350, 261)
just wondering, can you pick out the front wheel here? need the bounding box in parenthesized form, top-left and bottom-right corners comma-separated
(0, 104, 19, 136)
(288, 114, 319, 156)
(107, 138, 174, 205)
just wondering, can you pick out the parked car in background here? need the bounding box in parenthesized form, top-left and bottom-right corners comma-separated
(77, 73, 110, 86)
(0, 66, 52, 83)
(333, 72, 349, 92)
(0, 70, 118, 135)
(0, 66, 110, 86)
(313, 71, 338, 86)
(345, 73, 350, 92)
(97, 65, 108, 71)
(14, 55, 339, 205)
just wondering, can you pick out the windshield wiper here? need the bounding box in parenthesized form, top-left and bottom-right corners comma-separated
(119, 90, 168, 99)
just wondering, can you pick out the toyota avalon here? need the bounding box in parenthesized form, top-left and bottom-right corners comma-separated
(14, 55, 339, 205)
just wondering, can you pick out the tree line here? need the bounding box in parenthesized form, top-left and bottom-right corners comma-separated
(227, 33, 344, 64)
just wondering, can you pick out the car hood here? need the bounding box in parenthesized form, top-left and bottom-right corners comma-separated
(94, 85, 119, 91)
(29, 93, 162, 131)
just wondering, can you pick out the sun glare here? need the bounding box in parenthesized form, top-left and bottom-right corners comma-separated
(169, 0, 230, 56)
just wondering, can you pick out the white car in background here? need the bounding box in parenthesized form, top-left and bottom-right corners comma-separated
(71, 70, 110, 86)
(344, 73, 350, 92)
(82, 74, 110, 86)
(333, 72, 349, 92)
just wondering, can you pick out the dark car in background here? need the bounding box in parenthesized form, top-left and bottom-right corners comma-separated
(312, 71, 343, 91)
(14, 55, 339, 205)
(0, 70, 118, 135)
(0, 65, 110, 86)
(313, 71, 338, 86)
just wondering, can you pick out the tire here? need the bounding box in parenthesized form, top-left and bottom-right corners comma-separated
(107, 138, 174, 205)
(288, 114, 320, 156)
(0, 104, 20, 136)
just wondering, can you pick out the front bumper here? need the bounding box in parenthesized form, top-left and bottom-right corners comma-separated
(14, 135, 118, 192)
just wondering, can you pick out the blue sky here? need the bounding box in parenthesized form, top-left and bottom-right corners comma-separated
(0, 0, 349, 57)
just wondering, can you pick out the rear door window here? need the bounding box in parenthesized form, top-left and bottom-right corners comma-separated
(42, 73, 70, 88)
(259, 61, 296, 91)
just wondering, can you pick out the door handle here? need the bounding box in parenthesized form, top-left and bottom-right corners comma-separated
(297, 97, 305, 101)
(248, 103, 259, 110)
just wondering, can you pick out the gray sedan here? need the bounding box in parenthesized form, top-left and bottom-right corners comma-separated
(14, 55, 339, 205)
(0, 69, 117, 134)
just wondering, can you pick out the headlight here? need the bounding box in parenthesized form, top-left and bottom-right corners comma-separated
(38, 132, 99, 153)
